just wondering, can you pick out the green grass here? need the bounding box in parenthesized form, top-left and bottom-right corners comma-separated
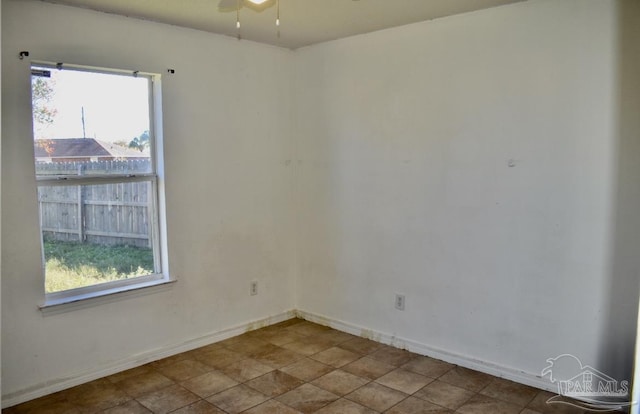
(44, 240, 154, 293)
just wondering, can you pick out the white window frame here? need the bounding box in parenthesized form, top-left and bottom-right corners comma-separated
(32, 62, 172, 310)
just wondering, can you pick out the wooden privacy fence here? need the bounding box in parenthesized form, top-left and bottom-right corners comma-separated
(36, 159, 151, 176)
(37, 160, 152, 248)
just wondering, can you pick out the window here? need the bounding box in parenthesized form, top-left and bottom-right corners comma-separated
(31, 62, 169, 305)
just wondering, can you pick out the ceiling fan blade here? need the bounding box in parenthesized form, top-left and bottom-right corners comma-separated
(218, 0, 276, 13)
(243, 0, 276, 13)
(218, 0, 241, 13)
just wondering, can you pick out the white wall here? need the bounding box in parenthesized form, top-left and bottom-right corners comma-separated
(1, 0, 295, 404)
(2, 0, 639, 407)
(611, 0, 640, 405)
(294, 0, 638, 389)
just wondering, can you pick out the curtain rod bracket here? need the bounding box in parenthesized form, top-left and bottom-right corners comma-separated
(19, 51, 29, 60)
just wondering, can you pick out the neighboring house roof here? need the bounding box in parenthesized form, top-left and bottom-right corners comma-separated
(98, 140, 150, 158)
(34, 138, 148, 159)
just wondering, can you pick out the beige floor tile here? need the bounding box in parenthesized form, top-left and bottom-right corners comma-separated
(276, 384, 339, 414)
(480, 378, 538, 407)
(346, 382, 407, 412)
(342, 356, 396, 380)
(115, 371, 174, 398)
(246, 370, 305, 397)
(313, 398, 378, 414)
(107, 366, 154, 384)
(310, 347, 361, 368)
(266, 320, 304, 333)
(284, 321, 331, 337)
(150, 353, 191, 369)
(413, 380, 474, 410)
(456, 394, 522, 414)
(220, 337, 274, 356)
(206, 384, 269, 414)
(274, 318, 307, 328)
(180, 371, 238, 398)
(101, 400, 153, 414)
(375, 368, 433, 394)
(438, 367, 493, 392)
(385, 396, 452, 413)
(281, 337, 335, 356)
(521, 410, 545, 414)
(245, 327, 278, 340)
(257, 330, 308, 347)
(221, 358, 274, 382)
(253, 347, 305, 369)
(155, 359, 213, 382)
(311, 369, 369, 396)
(64, 378, 131, 411)
(3, 395, 82, 414)
(368, 346, 415, 367)
(242, 399, 303, 414)
(338, 338, 382, 355)
(401, 356, 454, 378)
(136, 384, 199, 414)
(195, 348, 246, 370)
(527, 391, 588, 414)
(280, 358, 335, 381)
(248, 322, 304, 346)
(219, 334, 267, 348)
(313, 330, 358, 346)
(247, 343, 283, 358)
(182, 348, 208, 361)
(169, 400, 226, 413)
(191, 343, 224, 356)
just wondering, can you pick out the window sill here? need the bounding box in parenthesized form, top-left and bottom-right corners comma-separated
(40, 276, 176, 315)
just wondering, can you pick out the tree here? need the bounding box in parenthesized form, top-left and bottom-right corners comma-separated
(32, 76, 58, 152)
(113, 140, 130, 148)
(129, 130, 150, 152)
(32, 77, 58, 128)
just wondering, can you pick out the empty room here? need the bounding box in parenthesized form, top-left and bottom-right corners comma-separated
(1, 0, 639, 412)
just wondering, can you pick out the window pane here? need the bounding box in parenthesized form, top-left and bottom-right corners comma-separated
(38, 181, 158, 293)
(32, 66, 152, 176)
(31, 63, 164, 297)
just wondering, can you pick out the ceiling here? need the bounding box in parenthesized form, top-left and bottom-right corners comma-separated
(40, 0, 526, 50)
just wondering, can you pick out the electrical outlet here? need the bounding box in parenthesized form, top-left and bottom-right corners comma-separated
(395, 294, 405, 311)
(250, 280, 258, 296)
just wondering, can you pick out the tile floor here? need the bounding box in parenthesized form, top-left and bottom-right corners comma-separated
(4, 319, 590, 414)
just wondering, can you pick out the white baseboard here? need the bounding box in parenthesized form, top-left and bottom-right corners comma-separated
(296, 309, 556, 393)
(2, 310, 296, 409)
